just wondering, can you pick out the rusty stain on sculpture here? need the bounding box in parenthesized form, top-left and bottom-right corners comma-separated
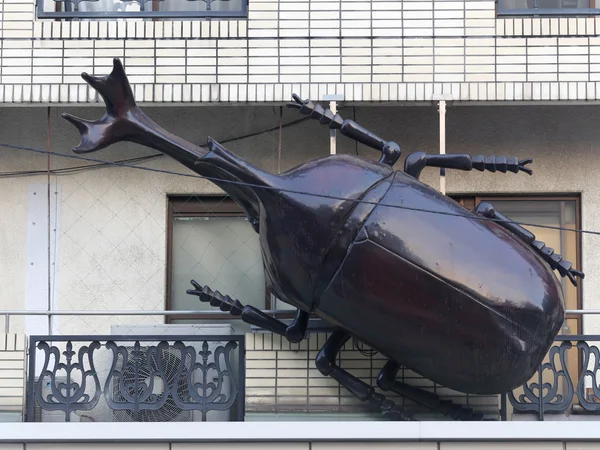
(62, 58, 584, 421)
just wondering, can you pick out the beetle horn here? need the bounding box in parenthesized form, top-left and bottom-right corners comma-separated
(61, 58, 275, 230)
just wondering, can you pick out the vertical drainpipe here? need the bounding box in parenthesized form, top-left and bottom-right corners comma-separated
(438, 99, 447, 195)
(47, 106, 53, 336)
(324, 94, 344, 155)
(330, 100, 337, 155)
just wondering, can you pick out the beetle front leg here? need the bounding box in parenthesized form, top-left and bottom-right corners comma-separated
(186, 280, 309, 343)
(315, 329, 412, 420)
(404, 152, 533, 180)
(287, 94, 401, 166)
(475, 202, 584, 286)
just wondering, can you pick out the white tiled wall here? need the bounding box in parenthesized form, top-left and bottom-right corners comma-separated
(2, 0, 600, 103)
(244, 332, 500, 418)
(0, 335, 26, 418)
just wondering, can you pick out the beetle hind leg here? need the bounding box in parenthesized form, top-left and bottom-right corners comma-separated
(475, 202, 584, 286)
(315, 329, 412, 420)
(377, 360, 484, 421)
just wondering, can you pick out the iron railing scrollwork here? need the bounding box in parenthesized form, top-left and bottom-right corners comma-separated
(506, 335, 600, 420)
(577, 341, 600, 412)
(24, 332, 600, 422)
(34, 340, 103, 420)
(27, 335, 245, 423)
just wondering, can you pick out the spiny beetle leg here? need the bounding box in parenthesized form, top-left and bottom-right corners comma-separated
(315, 329, 413, 421)
(475, 202, 585, 287)
(472, 155, 533, 175)
(404, 152, 533, 180)
(286, 94, 401, 167)
(377, 360, 484, 421)
(186, 280, 309, 343)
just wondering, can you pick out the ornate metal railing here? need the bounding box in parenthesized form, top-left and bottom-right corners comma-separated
(37, 0, 247, 19)
(5, 309, 600, 422)
(504, 335, 600, 421)
(26, 335, 245, 423)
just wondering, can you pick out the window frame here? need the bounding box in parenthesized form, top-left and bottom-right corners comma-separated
(497, 0, 599, 16)
(165, 195, 274, 323)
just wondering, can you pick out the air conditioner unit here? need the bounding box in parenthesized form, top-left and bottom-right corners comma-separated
(73, 324, 238, 423)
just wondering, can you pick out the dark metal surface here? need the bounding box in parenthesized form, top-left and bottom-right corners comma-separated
(37, 0, 247, 19)
(27, 335, 245, 422)
(62, 59, 584, 420)
(315, 177, 565, 394)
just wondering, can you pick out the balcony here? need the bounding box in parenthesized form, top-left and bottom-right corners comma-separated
(36, 0, 247, 20)
(497, 0, 600, 16)
(1, 310, 600, 424)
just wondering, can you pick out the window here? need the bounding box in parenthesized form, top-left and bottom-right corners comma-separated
(37, 0, 246, 19)
(498, 0, 600, 16)
(166, 195, 272, 324)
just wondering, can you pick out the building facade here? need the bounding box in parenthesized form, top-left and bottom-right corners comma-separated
(1, 0, 600, 443)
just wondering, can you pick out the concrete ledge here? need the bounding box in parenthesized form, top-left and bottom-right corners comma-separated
(1, 422, 600, 443)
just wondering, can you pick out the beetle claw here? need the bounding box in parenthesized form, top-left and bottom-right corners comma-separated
(518, 158, 533, 175)
(286, 93, 306, 109)
(566, 268, 585, 287)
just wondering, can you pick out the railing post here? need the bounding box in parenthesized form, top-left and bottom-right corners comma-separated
(4, 314, 8, 334)
(538, 363, 544, 421)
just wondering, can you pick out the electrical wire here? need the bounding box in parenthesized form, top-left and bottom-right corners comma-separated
(0, 154, 161, 179)
(353, 338, 378, 357)
(0, 116, 310, 179)
(1, 138, 599, 237)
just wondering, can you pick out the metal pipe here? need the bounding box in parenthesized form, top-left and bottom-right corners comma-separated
(439, 100, 446, 195)
(329, 100, 337, 155)
(323, 94, 344, 156)
(564, 309, 600, 315)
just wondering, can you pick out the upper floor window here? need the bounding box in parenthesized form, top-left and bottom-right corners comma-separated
(498, 0, 600, 15)
(37, 0, 246, 19)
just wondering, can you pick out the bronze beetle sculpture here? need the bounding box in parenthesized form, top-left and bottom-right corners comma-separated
(63, 59, 584, 421)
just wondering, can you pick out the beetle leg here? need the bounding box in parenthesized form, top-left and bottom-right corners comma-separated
(315, 329, 412, 420)
(404, 152, 533, 180)
(377, 360, 484, 421)
(475, 202, 585, 287)
(286, 94, 401, 166)
(186, 280, 310, 343)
